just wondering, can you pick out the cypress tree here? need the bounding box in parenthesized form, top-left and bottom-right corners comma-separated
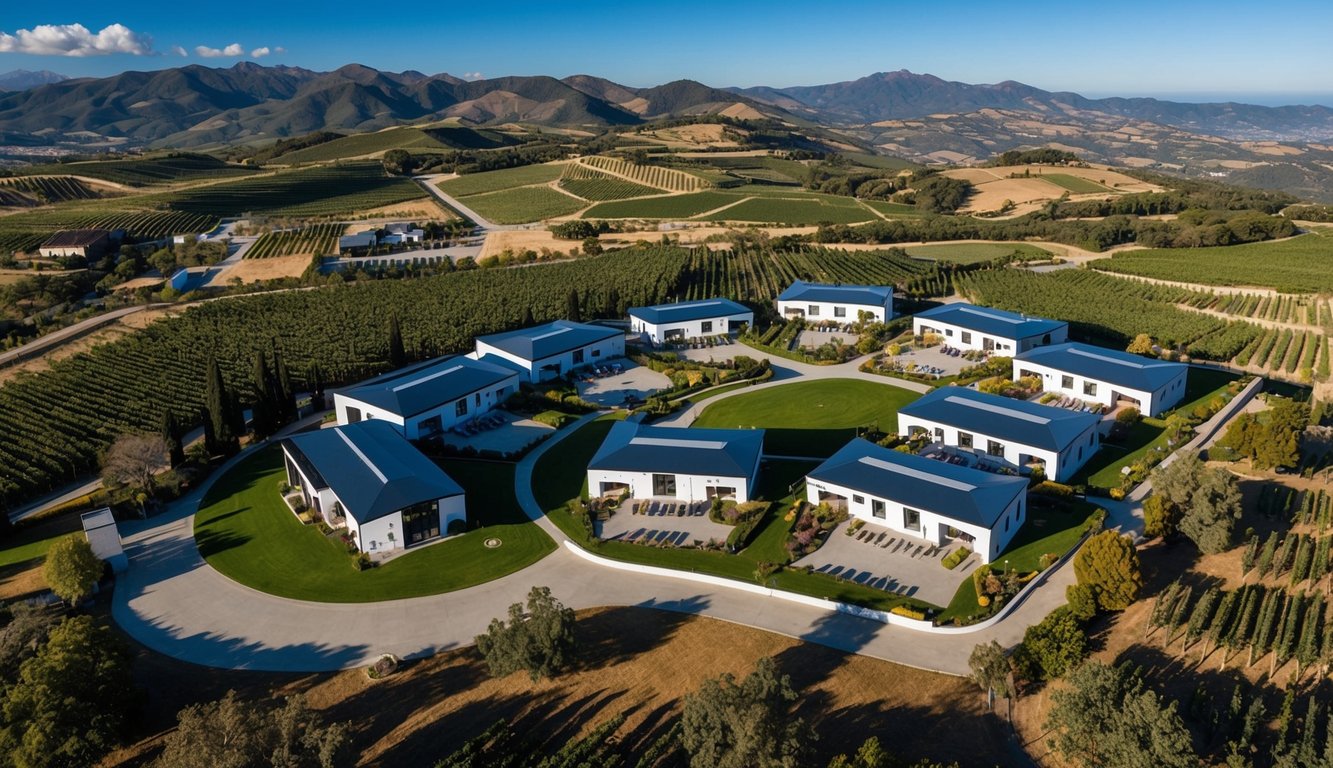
(520, 305, 534, 326)
(204, 356, 239, 455)
(272, 346, 296, 425)
(159, 410, 185, 467)
(566, 289, 581, 322)
(250, 350, 275, 440)
(307, 362, 325, 411)
(387, 315, 406, 369)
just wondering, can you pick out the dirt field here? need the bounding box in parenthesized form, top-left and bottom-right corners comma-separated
(213, 254, 313, 284)
(0, 268, 86, 286)
(481, 225, 821, 258)
(105, 606, 1011, 768)
(347, 197, 454, 222)
(943, 165, 1163, 216)
(637, 123, 741, 148)
(0, 562, 45, 601)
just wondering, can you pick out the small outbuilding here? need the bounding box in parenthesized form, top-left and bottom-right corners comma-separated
(39, 229, 110, 261)
(80, 508, 127, 573)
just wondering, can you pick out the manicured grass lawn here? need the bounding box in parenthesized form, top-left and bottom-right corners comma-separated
(458, 186, 586, 224)
(935, 499, 1100, 625)
(194, 447, 554, 602)
(904, 242, 1051, 264)
(437, 164, 563, 197)
(0, 513, 83, 568)
(535, 418, 939, 613)
(671, 380, 758, 405)
(693, 379, 920, 457)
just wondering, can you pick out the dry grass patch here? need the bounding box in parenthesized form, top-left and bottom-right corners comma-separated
(0, 562, 45, 601)
(215, 253, 313, 283)
(107, 607, 1006, 768)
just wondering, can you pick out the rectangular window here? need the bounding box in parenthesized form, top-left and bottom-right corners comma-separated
(933, 427, 944, 442)
(1061, 375, 1074, 389)
(834, 306, 846, 318)
(958, 432, 973, 448)
(903, 508, 921, 531)
(573, 349, 585, 364)
(871, 499, 886, 519)
(701, 320, 713, 333)
(592, 348, 601, 357)
(455, 399, 468, 417)
(652, 473, 677, 496)
(346, 407, 362, 423)
(961, 331, 972, 344)
(987, 440, 1004, 457)
(945, 329, 954, 337)
(808, 305, 820, 316)
(1083, 381, 1097, 396)
(852, 494, 865, 505)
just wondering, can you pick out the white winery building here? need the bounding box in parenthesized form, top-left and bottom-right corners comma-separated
(472, 320, 625, 383)
(587, 417, 765, 503)
(805, 439, 1028, 563)
(333, 355, 520, 439)
(896, 386, 1101, 482)
(912, 303, 1067, 355)
(776, 281, 895, 323)
(281, 420, 467, 555)
(628, 298, 753, 344)
(1013, 342, 1189, 417)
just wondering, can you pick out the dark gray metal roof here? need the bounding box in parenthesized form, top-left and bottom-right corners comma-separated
(476, 320, 620, 361)
(914, 302, 1066, 340)
(628, 298, 751, 325)
(588, 419, 764, 479)
(898, 386, 1099, 452)
(1015, 342, 1187, 392)
(338, 355, 517, 418)
(806, 439, 1027, 528)
(282, 420, 463, 525)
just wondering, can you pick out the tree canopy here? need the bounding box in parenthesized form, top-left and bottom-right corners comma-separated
(1045, 661, 1196, 768)
(474, 586, 577, 682)
(680, 656, 810, 768)
(155, 690, 349, 768)
(1150, 451, 1242, 553)
(42, 534, 103, 605)
(1073, 531, 1143, 611)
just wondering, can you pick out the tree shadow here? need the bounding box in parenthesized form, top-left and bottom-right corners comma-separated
(193, 527, 251, 558)
(773, 609, 884, 693)
(576, 604, 699, 670)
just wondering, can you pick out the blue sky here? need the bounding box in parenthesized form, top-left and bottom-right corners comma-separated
(2, 1, 1331, 104)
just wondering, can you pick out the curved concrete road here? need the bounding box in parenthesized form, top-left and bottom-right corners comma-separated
(112, 403, 1080, 676)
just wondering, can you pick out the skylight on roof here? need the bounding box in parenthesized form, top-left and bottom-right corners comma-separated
(944, 395, 1051, 424)
(390, 364, 465, 392)
(631, 436, 728, 450)
(958, 306, 1020, 324)
(530, 327, 572, 342)
(336, 429, 388, 483)
(858, 456, 977, 491)
(1068, 347, 1146, 369)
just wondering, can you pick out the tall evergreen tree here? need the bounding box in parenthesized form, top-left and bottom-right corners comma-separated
(387, 315, 406, 369)
(566, 289, 582, 322)
(203, 356, 240, 455)
(306, 361, 326, 411)
(272, 345, 296, 425)
(159, 410, 185, 467)
(520, 305, 534, 326)
(250, 350, 275, 440)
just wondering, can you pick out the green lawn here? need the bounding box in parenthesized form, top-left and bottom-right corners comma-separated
(0, 530, 64, 569)
(534, 418, 938, 613)
(692, 379, 920, 457)
(904, 242, 1052, 264)
(936, 500, 1101, 625)
(437, 164, 564, 197)
(459, 186, 587, 224)
(1037, 174, 1112, 194)
(193, 447, 555, 602)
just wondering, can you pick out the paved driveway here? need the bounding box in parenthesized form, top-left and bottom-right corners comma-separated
(794, 521, 972, 607)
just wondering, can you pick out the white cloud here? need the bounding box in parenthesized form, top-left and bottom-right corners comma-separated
(170, 45, 188, 57)
(195, 43, 245, 58)
(462, 71, 484, 81)
(250, 47, 270, 58)
(0, 22, 153, 57)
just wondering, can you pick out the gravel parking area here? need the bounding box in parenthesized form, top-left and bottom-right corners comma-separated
(792, 520, 977, 607)
(596, 499, 737, 547)
(575, 359, 670, 407)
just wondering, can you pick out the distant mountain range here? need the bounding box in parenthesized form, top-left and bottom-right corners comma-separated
(0, 69, 68, 92)
(3, 63, 1333, 199)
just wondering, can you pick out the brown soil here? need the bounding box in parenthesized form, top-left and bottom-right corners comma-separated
(345, 198, 455, 223)
(106, 607, 1010, 768)
(0, 562, 45, 601)
(214, 254, 313, 284)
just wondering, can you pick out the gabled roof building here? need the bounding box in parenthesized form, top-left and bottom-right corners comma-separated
(333, 355, 519, 439)
(1013, 342, 1188, 417)
(587, 417, 765, 503)
(473, 320, 624, 382)
(628, 298, 753, 345)
(913, 302, 1067, 354)
(777, 280, 895, 323)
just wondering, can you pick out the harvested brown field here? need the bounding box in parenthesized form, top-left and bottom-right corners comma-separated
(107, 607, 1009, 768)
(214, 253, 312, 283)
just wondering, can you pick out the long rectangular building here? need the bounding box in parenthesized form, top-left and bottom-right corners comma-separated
(587, 418, 765, 503)
(473, 320, 624, 383)
(333, 355, 520, 439)
(776, 281, 895, 323)
(805, 439, 1028, 563)
(1013, 342, 1188, 417)
(913, 302, 1067, 355)
(628, 298, 753, 344)
(897, 386, 1101, 482)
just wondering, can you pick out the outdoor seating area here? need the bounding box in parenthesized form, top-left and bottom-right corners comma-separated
(449, 411, 509, 437)
(877, 344, 971, 378)
(596, 498, 737, 547)
(659, 335, 739, 351)
(1037, 393, 1110, 415)
(792, 519, 971, 606)
(920, 445, 1021, 476)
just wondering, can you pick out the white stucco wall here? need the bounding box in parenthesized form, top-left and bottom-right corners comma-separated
(803, 477, 1025, 563)
(587, 469, 751, 503)
(777, 298, 893, 324)
(333, 374, 519, 438)
(1012, 360, 1186, 417)
(630, 312, 753, 344)
(912, 318, 1066, 355)
(896, 414, 1100, 483)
